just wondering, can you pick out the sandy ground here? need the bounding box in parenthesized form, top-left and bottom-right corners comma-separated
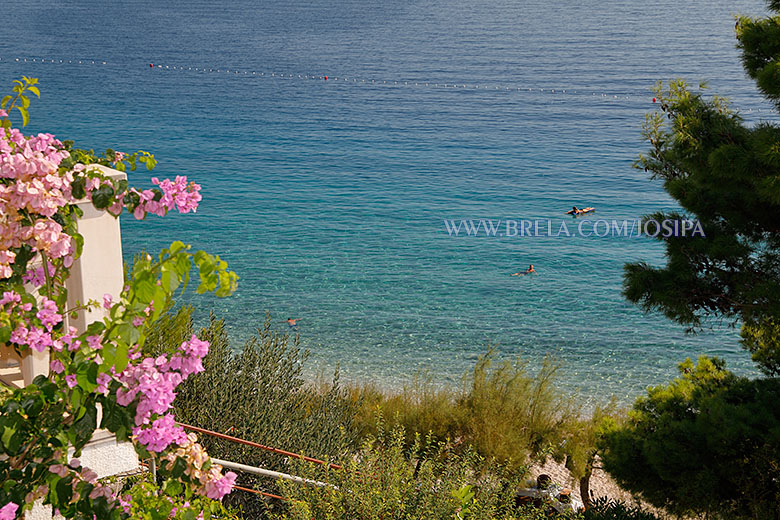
(528, 456, 642, 507)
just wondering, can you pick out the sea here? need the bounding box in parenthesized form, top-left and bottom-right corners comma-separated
(2, 0, 773, 404)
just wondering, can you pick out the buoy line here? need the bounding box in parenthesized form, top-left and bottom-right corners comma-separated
(0, 55, 773, 114)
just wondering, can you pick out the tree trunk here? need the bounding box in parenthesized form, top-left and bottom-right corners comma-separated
(580, 466, 592, 509)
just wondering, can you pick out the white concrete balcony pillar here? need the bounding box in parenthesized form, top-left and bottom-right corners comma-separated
(66, 164, 127, 332)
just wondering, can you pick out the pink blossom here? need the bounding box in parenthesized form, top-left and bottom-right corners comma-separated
(204, 471, 237, 499)
(49, 464, 68, 477)
(0, 291, 21, 306)
(67, 339, 82, 352)
(152, 176, 202, 214)
(181, 335, 209, 359)
(22, 264, 47, 286)
(9, 323, 28, 345)
(80, 468, 98, 484)
(89, 484, 113, 500)
(86, 335, 102, 350)
(103, 293, 113, 309)
(65, 374, 77, 388)
(96, 372, 111, 395)
(50, 359, 65, 374)
(132, 414, 187, 452)
(25, 326, 53, 352)
(0, 502, 18, 520)
(0, 251, 16, 278)
(36, 298, 62, 330)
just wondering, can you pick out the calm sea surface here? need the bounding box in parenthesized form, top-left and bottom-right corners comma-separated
(2, 0, 773, 403)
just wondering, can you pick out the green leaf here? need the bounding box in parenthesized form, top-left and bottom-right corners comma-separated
(134, 278, 157, 303)
(0, 95, 10, 108)
(100, 399, 132, 439)
(22, 395, 44, 418)
(71, 402, 97, 449)
(15, 106, 29, 127)
(151, 287, 167, 320)
(0, 326, 10, 344)
(112, 342, 130, 373)
(5, 430, 22, 455)
(69, 386, 83, 411)
(55, 476, 74, 506)
(162, 478, 183, 496)
(170, 456, 188, 479)
(91, 184, 115, 209)
(162, 266, 181, 294)
(115, 322, 141, 348)
(76, 363, 98, 392)
(71, 176, 87, 199)
(169, 240, 187, 255)
(28, 85, 40, 98)
(100, 342, 118, 369)
(1, 424, 16, 449)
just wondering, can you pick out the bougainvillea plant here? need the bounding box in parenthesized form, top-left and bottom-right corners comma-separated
(0, 77, 240, 519)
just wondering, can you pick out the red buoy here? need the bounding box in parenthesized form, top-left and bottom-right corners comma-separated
(652, 97, 657, 103)
(150, 63, 153, 68)
(324, 75, 328, 80)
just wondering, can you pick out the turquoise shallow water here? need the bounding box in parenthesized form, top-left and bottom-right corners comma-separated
(1, 0, 774, 402)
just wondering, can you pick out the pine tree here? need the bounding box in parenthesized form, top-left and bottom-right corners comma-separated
(624, 2, 780, 372)
(601, 4, 780, 518)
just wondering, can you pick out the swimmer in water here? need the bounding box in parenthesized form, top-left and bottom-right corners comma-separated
(512, 264, 535, 276)
(284, 317, 301, 329)
(566, 206, 595, 216)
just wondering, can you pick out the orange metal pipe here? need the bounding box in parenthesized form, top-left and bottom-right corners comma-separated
(177, 422, 343, 471)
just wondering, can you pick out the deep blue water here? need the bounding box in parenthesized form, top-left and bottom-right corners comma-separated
(2, 0, 773, 403)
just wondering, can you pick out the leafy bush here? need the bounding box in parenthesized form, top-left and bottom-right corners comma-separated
(348, 373, 463, 447)
(462, 353, 578, 467)
(599, 357, 780, 519)
(352, 350, 581, 470)
(273, 421, 533, 520)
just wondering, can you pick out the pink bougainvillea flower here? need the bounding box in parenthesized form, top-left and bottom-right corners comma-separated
(48, 464, 68, 477)
(86, 335, 102, 350)
(49, 359, 65, 374)
(0, 502, 18, 520)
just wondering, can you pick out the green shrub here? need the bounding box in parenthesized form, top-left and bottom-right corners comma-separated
(599, 357, 780, 519)
(352, 350, 581, 470)
(461, 353, 578, 467)
(274, 421, 540, 520)
(348, 373, 463, 446)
